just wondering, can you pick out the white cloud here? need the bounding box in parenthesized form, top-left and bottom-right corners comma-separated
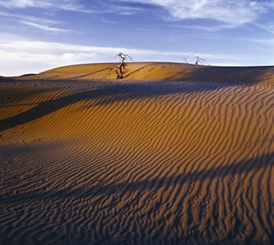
(102, 18, 117, 24)
(0, 0, 144, 15)
(0, 39, 189, 56)
(168, 24, 235, 32)
(119, 0, 274, 26)
(239, 37, 274, 46)
(253, 22, 274, 34)
(0, 0, 93, 13)
(2, 39, 240, 60)
(0, 9, 72, 34)
(0, 37, 246, 76)
(1, 0, 273, 25)
(0, 10, 60, 25)
(19, 20, 70, 33)
(0, 0, 51, 8)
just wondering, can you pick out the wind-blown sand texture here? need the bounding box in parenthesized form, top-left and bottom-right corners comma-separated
(0, 62, 274, 245)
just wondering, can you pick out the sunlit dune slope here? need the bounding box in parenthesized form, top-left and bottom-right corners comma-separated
(1, 63, 274, 245)
(18, 62, 274, 83)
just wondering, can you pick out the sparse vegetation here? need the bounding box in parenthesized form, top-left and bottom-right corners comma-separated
(182, 55, 189, 64)
(195, 56, 205, 65)
(110, 52, 133, 79)
(182, 54, 206, 65)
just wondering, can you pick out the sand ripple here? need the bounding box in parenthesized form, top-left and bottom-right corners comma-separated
(0, 64, 274, 244)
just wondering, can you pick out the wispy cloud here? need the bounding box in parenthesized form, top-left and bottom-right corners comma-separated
(19, 20, 70, 33)
(237, 37, 274, 46)
(1, 39, 240, 60)
(119, 0, 274, 27)
(0, 37, 249, 76)
(0, 9, 71, 34)
(0, 0, 149, 17)
(0, 39, 190, 56)
(253, 22, 274, 34)
(168, 24, 235, 32)
(0, 11, 59, 24)
(0, 0, 144, 15)
(0, 0, 52, 9)
(102, 18, 117, 24)
(0, 0, 91, 13)
(1, 0, 273, 26)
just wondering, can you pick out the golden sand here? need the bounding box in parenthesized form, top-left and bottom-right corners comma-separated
(0, 63, 274, 244)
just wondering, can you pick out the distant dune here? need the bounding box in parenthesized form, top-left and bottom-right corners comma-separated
(1, 62, 274, 245)
(18, 62, 274, 83)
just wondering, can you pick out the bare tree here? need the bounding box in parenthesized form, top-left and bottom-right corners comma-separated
(182, 55, 189, 64)
(110, 52, 133, 79)
(195, 56, 205, 65)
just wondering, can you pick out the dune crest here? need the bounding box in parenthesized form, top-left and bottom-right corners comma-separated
(18, 62, 274, 83)
(1, 63, 274, 244)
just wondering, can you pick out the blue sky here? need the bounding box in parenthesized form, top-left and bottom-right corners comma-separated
(0, 0, 274, 76)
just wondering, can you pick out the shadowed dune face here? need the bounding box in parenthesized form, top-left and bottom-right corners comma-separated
(0, 81, 254, 132)
(1, 64, 274, 245)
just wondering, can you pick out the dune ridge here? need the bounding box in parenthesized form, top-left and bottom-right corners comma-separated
(18, 62, 274, 84)
(0, 63, 274, 244)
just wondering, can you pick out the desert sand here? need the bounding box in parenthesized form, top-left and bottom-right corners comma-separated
(0, 62, 274, 244)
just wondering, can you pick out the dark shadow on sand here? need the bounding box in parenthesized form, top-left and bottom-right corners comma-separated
(1, 151, 273, 205)
(1, 66, 274, 132)
(1, 151, 273, 244)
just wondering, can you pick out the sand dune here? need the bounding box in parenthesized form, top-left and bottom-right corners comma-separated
(19, 62, 274, 84)
(1, 63, 274, 244)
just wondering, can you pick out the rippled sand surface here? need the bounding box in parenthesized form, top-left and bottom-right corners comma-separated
(0, 63, 274, 244)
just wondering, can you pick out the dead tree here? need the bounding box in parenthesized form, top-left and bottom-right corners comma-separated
(195, 56, 205, 65)
(182, 55, 189, 64)
(109, 52, 133, 79)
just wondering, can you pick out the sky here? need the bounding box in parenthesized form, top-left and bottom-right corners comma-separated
(0, 0, 274, 76)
